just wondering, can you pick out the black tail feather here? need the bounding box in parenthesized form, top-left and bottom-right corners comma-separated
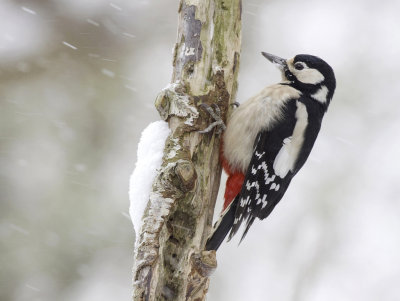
(205, 198, 238, 251)
(239, 216, 256, 244)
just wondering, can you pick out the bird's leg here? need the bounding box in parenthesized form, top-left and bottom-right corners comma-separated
(198, 103, 226, 135)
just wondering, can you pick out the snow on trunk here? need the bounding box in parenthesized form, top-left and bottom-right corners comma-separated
(129, 120, 170, 239)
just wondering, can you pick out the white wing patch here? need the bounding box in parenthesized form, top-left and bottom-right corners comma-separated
(273, 137, 292, 178)
(273, 101, 308, 178)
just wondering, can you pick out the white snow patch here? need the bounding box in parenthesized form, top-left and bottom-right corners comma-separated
(87, 18, 100, 27)
(101, 68, 115, 78)
(62, 41, 77, 50)
(123, 32, 136, 38)
(25, 284, 40, 292)
(88, 53, 100, 58)
(21, 6, 36, 15)
(124, 85, 137, 92)
(109, 3, 122, 11)
(8, 223, 29, 235)
(129, 121, 170, 236)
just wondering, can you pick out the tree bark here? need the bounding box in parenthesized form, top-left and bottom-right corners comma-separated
(132, 1, 241, 300)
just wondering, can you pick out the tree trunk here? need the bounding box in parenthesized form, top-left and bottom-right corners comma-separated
(132, 1, 241, 300)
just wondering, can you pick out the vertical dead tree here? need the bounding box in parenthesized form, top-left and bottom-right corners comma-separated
(132, 0, 241, 300)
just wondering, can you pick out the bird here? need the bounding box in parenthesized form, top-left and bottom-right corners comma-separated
(205, 52, 336, 251)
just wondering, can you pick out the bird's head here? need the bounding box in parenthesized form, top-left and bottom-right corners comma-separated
(262, 52, 336, 111)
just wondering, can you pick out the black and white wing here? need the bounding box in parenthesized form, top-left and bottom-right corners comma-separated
(229, 99, 319, 242)
(228, 130, 292, 241)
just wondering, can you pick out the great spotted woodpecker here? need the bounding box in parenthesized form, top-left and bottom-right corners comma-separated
(205, 52, 336, 251)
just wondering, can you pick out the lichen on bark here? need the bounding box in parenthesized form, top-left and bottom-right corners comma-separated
(132, 1, 242, 300)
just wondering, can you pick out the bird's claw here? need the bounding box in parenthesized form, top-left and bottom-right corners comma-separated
(198, 103, 226, 135)
(231, 101, 240, 108)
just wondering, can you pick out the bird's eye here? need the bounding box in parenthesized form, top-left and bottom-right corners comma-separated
(294, 63, 304, 70)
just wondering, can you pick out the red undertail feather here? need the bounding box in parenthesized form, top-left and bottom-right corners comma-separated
(220, 141, 245, 210)
(223, 172, 245, 210)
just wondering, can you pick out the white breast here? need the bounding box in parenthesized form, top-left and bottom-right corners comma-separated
(223, 84, 301, 173)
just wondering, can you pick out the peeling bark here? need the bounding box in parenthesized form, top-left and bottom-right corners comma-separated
(132, 1, 241, 300)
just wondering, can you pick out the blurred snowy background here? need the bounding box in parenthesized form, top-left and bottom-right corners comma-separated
(1, 0, 400, 300)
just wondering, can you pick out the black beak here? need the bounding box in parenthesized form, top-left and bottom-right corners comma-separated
(261, 52, 287, 69)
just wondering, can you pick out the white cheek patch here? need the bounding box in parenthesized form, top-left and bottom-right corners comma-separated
(312, 85, 328, 103)
(296, 68, 325, 84)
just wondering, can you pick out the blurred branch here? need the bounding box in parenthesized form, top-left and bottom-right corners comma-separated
(132, 0, 241, 300)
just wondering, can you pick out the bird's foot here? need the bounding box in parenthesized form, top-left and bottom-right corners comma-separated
(198, 103, 226, 135)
